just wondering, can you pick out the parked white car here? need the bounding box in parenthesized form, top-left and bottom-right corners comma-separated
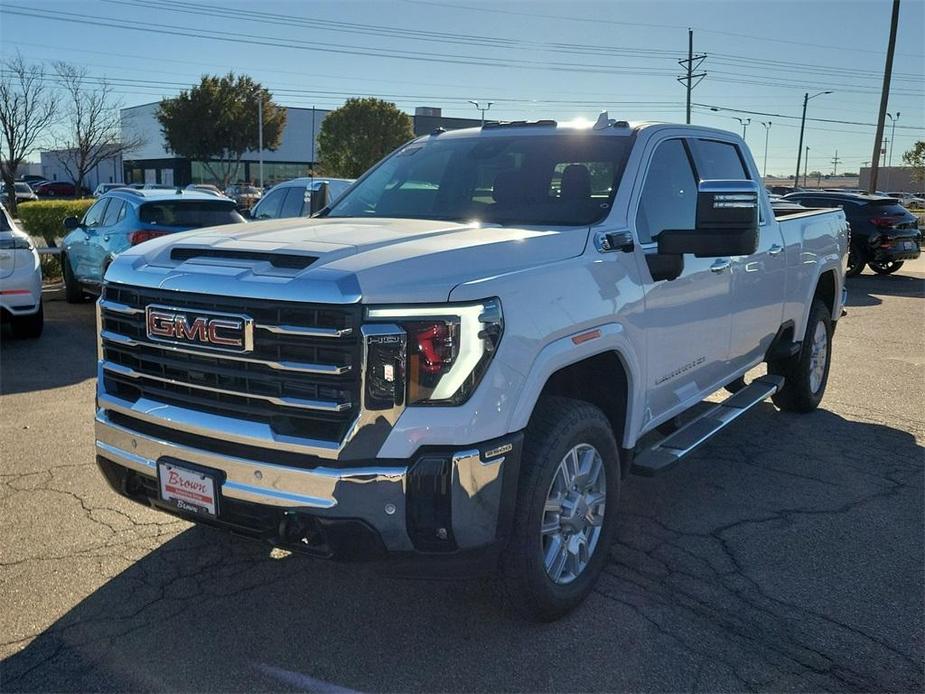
(0, 204, 43, 338)
(886, 192, 925, 210)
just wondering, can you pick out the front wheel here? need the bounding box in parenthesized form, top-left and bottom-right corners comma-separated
(846, 247, 865, 277)
(61, 253, 86, 304)
(500, 396, 621, 622)
(9, 301, 44, 339)
(769, 299, 832, 412)
(868, 260, 904, 275)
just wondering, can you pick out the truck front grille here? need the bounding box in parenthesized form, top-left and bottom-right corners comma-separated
(99, 284, 362, 444)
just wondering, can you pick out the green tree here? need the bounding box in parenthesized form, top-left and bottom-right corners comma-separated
(318, 98, 413, 178)
(156, 74, 286, 187)
(902, 141, 925, 183)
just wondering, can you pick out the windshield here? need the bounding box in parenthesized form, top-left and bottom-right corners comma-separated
(325, 133, 632, 226)
(14, 183, 31, 193)
(139, 201, 244, 228)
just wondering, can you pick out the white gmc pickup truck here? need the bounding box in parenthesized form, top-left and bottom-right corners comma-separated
(95, 118, 848, 620)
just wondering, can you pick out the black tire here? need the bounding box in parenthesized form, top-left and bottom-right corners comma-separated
(769, 299, 832, 412)
(868, 260, 904, 275)
(9, 301, 43, 339)
(500, 396, 621, 622)
(845, 246, 865, 277)
(61, 253, 85, 304)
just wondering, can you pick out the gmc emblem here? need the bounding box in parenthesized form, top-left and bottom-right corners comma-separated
(145, 304, 254, 353)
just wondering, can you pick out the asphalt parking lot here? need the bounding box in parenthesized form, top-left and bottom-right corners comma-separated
(1, 262, 923, 693)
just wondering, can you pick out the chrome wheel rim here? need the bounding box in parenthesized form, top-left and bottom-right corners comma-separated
(541, 443, 606, 585)
(809, 321, 828, 393)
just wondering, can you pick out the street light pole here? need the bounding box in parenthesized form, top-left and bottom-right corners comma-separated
(257, 97, 264, 189)
(885, 112, 900, 189)
(734, 117, 751, 140)
(760, 121, 772, 179)
(468, 100, 493, 126)
(795, 90, 832, 188)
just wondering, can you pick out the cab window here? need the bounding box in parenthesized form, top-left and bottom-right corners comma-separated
(692, 139, 749, 179)
(635, 139, 697, 244)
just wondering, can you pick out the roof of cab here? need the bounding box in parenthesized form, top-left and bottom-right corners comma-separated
(421, 120, 743, 142)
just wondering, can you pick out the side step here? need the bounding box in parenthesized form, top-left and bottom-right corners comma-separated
(631, 375, 783, 477)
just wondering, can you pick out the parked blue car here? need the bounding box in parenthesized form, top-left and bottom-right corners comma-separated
(60, 189, 246, 303)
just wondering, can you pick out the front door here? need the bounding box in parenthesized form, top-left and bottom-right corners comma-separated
(633, 137, 733, 426)
(688, 138, 786, 366)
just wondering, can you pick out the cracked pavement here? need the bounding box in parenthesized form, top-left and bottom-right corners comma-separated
(1, 261, 923, 693)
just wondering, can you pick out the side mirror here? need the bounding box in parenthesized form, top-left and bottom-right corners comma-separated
(310, 182, 329, 215)
(63, 216, 80, 231)
(657, 180, 759, 258)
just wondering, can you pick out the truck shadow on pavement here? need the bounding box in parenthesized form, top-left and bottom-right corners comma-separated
(845, 272, 925, 307)
(3, 407, 922, 693)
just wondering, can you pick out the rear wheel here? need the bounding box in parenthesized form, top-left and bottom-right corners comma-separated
(846, 247, 865, 277)
(868, 260, 904, 275)
(769, 299, 832, 412)
(9, 301, 43, 339)
(61, 253, 85, 304)
(500, 396, 621, 622)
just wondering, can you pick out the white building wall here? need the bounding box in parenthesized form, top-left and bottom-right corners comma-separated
(40, 149, 122, 189)
(121, 102, 329, 164)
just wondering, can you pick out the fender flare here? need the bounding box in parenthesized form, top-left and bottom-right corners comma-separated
(508, 322, 643, 449)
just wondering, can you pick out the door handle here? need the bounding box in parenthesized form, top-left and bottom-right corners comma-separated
(710, 259, 731, 273)
(769, 244, 784, 256)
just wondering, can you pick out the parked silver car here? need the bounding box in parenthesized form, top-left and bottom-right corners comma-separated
(250, 177, 353, 220)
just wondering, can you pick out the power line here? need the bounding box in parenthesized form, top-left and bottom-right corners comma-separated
(399, 0, 924, 58)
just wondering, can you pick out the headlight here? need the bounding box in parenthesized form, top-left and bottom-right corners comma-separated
(366, 299, 503, 406)
(0, 236, 34, 251)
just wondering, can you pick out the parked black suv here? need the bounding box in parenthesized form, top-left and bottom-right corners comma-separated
(784, 192, 921, 276)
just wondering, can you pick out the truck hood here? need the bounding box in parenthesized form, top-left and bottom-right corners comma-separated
(108, 217, 589, 303)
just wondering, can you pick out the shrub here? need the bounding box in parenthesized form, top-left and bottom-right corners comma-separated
(17, 199, 94, 245)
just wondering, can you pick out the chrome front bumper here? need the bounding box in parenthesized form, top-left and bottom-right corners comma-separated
(95, 409, 519, 554)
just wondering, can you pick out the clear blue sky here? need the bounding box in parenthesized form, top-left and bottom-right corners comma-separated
(1, 0, 922, 177)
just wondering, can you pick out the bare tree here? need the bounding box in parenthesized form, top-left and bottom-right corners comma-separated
(0, 52, 57, 216)
(53, 62, 145, 194)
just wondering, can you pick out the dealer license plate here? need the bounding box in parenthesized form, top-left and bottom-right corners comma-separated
(903, 241, 916, 250)
(158, 461, 219, 517)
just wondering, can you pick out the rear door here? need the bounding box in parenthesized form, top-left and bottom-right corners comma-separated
(690, 138, 786, 365)
(634, 136, 734, 424)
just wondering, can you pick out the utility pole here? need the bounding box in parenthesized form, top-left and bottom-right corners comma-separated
(803, 146, 810, 187)
(760, 121, 772, 180)
(795, 90, 832, 187)
(677, 28, 706, 124)
(868, 0, 900, 194)
(468, 100, 493, 126)
(734, 117, 751, 140)
(882, 138, 889, 166)
(831, 149, 841, 176)
(257, 98, 264, 189)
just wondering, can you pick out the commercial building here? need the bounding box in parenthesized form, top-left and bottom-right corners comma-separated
(40, 148, 122, 190)
(859, 167, 922, 193)
(118, 104, 480, 188)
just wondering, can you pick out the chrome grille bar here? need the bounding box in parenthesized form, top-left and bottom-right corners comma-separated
(257, 323, 353, 338)
(102, 361, 351, 412)
(100, 330, 351, 375)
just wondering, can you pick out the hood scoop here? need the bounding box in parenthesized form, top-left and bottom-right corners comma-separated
(170, 247, 317, 270)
